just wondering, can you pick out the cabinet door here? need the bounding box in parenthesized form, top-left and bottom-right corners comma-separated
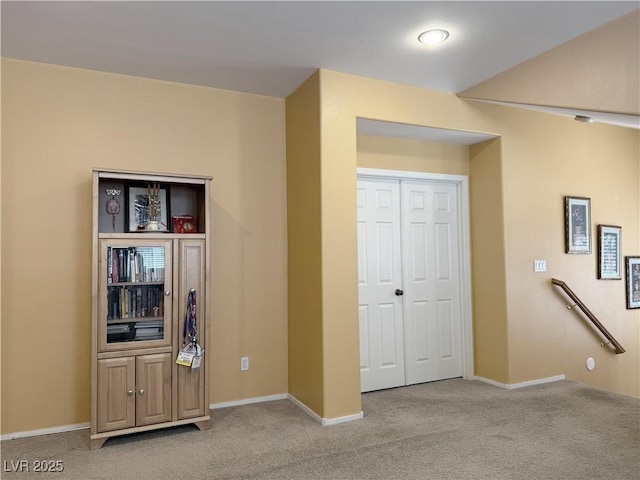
(99, 239, 173, 352)
(177, 240, 206, 419)
(97, 357, 135, 432)
(136, 353, 172, 426)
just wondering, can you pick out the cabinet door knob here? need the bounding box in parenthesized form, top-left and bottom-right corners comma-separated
(138, 389, 145, 395)
(127, 390, 134, 396)
(395, 289, 404, 296)
(165, 290, 171, 296)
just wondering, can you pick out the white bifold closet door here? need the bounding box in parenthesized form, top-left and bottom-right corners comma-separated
(358, 177, 463, 393)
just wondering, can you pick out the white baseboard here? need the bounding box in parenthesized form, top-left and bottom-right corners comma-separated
(0, 422, 89, 441)
(321, 411, 364, 426)
(288, 394, 363, 426)
(474, 374, 566, 390)
(210, 393, 288, 410)
(287, 394, 323, 423)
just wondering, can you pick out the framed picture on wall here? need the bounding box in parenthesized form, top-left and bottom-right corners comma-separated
(597, 225, 621, 279)
(564, 196, 591, 254)
(625, 256, 640, 309)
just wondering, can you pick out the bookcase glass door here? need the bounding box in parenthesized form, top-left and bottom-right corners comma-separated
(100, 240, 172, 351)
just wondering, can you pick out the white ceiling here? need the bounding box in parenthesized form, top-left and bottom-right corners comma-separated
(357, 118, 499, 145)
(2, 1, 639, 141)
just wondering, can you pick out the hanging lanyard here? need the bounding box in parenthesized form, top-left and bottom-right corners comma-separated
(176, 288, 204, 369)
(183, 289, 198, 345)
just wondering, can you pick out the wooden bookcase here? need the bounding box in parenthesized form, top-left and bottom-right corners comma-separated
(90, 169, 211, 449)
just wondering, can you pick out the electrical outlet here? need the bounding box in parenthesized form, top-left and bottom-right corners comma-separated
(240, 356, 249, 371)
(534, 260, 547, 272)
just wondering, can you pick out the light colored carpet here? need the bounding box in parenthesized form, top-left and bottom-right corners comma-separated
(1, 379, 638, 479)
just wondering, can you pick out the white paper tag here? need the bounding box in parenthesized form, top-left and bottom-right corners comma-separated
(191, 355, 202, 371)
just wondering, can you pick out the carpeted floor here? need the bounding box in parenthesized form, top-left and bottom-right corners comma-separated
(1, 379, 639, 479)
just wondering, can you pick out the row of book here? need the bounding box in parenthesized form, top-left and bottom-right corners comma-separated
(107, 285, 164, 320)
(106, 321, 164, 343)
(107, 247, 165, 284)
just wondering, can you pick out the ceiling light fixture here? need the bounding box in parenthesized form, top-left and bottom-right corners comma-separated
(418, 29, 450, 45)
(574, 115, 594, 123)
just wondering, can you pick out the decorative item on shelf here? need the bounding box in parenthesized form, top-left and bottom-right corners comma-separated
(172, 215, 196, 233)
(105, 187, 122, 233)
(128, 184, 169, 232)
(145, 183, 162, 231)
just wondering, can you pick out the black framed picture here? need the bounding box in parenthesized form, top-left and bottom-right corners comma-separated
(597, 225, 621, 280)
(564, 196, 591, 254)
(625, 256, 640, 309)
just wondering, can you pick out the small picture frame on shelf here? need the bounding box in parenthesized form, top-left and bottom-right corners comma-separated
(127, 185, 169, 232)
(597, 225, 621, 280)
(564, 196, 591, 254)
(625, 256, 640, 309)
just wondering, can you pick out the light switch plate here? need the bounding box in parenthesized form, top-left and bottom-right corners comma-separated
(534, 260, 547, 272)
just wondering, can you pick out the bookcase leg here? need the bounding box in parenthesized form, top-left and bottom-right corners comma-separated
(90, 437, 108, 450)
(194, 419, 211, 431)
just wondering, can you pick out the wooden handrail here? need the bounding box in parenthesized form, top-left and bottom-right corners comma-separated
(551, 278, 625, 354)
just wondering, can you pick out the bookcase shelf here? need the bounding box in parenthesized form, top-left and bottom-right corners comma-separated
(107, 317, 164, 325)
(91, 169, 211, 449)
(99, 233, 206, 240)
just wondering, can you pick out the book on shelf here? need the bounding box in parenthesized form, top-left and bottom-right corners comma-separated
(112, 248, 119, 283)
(106, 323, 134, 342)
(107, 324, 131, 334)
(134, 326, 161, 332)
(107, 248, 113, 284)
(130, 249, 135, 283)
(107, 284, 164, 319)
(118, 249, 125, 282)
(134, 321, 163, 340)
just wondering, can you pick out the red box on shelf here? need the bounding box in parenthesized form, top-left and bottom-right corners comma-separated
(172, 215, 196, 233)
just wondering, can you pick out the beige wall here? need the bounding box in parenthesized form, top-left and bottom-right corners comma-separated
(494, 104, 640, 395)
(1, 59, 288, 434)
(469, 138, 511, 383)
(2, 58, 638, 435)
(311, 69, 507, 418)
(319, 75, 362, 420)
(285, 71, 324, 415)
(357, 134, 469, 176)
(306, 69, 639, 420)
